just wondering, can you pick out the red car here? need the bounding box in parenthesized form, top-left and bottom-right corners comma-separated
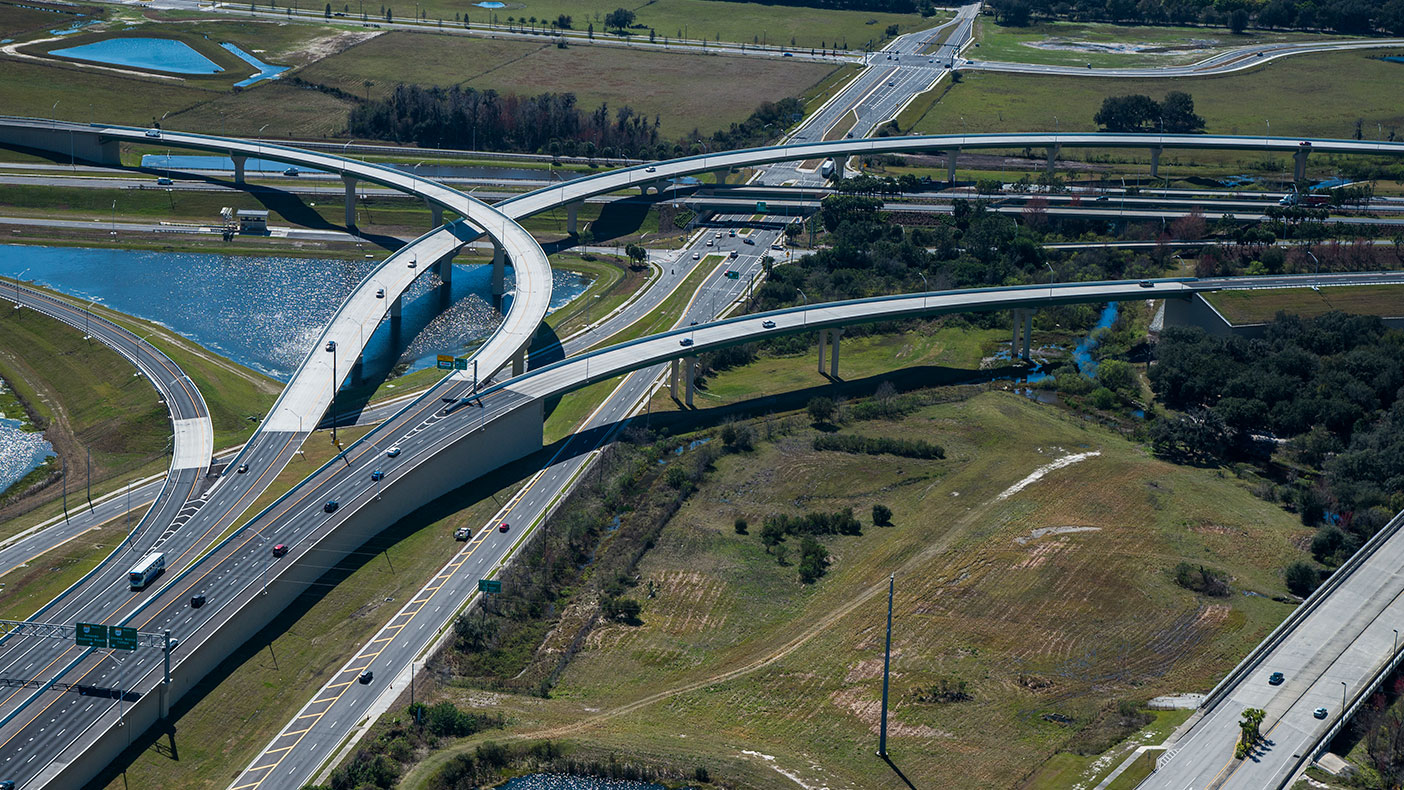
(498, 522, 510, 533)
(272, 544, 288, 557)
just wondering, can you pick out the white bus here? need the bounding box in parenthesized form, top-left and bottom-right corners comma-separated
(128, 552, 165, 590)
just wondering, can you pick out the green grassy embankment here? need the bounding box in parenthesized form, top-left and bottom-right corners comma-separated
(398, 324, 1309, 790)
(1204, 284, 1404, 325)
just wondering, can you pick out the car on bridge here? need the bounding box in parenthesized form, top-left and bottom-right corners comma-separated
(763, 320, 776, 329)
(1314, 707, 1329, 719)
(272, 544, 288, 557)
(1269, 672, 1284, 685)
(371, 470, 384, 481)
(324, 500, 339, 513)
(359, 671, 373, 684)
(680, 337, 694, 347)
(499, 522, 510, 533)
(386, 446, 401, 458)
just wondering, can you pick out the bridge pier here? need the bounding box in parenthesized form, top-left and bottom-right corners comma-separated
(231, 155, 247, 185)
(492, 241, 507, 302)
(817, 328, 842, 377)
(426, 199, 443, 228)
(511, 346, 526, 377)
(342, 175, 358, 228)
(1149, 146, 1162, 180)
(817, 329, 828, 373)
(389, 293, 403, 332)
(946, 149, 959, 184)
(1011, 309, 1034, 361)
(684, 355, 697, 407)
(567, 201, 582, 235)
(670, 358, 680, 400)
(437, 252, 454, 288)
(1294, 147, 1310, 182)
(1045, 144, 1061, 176)
(713, 168, 731, 186)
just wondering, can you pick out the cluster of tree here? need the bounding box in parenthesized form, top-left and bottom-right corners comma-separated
(1235, 708, 1267, 759)
(988, 0, 1404, 35)
(759, 508, 864, 542)
(813, 432, 946, 458)
(309, 702, 504, 790)
(910, 676, 972, 703)
(1172, 562, 1231, 596)
(1094, 92, 1205, 133)
(696, 0, 921, 11)
(1149, 314, 1404, 514)
(601, 594, 642, 622)
(797, 536, 830, 583)
(346, 84, 661, 158)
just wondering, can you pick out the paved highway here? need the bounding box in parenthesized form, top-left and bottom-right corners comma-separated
(1143, 509, 1404, 789)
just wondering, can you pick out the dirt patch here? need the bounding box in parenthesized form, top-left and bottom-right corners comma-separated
(1021, 38, 1217, 55)
(1012, 538, 1067, 570)
(828, 687, 949, 738)
(1014, 526, 1102, 545)
(292, 29, 380, 64)
(1196, 604, 1231, 627)
(844, 656, 887, 683)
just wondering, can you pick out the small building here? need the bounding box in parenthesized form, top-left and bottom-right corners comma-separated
(236, 209, 269, 233)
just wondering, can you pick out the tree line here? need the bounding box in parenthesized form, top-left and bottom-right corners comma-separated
(344, 82, 804, 159)
(1094, 92, 1205, 133)
(988, 0, 1404, 35)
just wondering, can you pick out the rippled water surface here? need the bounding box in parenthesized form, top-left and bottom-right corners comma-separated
(0, 245, 587, 381)
(499, 775, 672, 790)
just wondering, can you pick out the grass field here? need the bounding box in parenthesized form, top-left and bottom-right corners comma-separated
(1204, 284, 1404, 325)
(387, 0, 936, 50)
(0, 1, 81, 38)
(975, 18, 1350, 69)
(401, 356, 1309, 789)
(298, 31, 838, 138)
(95, 447, 536, 790)
(600, 252, 724, 347)
(907, 50, 1404, 176)
(0, 304, 171, 520)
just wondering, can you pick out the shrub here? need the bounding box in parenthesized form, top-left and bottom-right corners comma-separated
(1172, 562, 1231, 597)
(1285, 561, 1320, 597)
(806, 396, 836, 424)
(798, 537, 829, 583)
(872, 504, 893, 526)
(813, 433, 944, 459)
(734, 516, 748, 535)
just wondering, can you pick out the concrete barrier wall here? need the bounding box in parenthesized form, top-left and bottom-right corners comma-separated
(0, 125, 120, 165)
(37, 398, 545, 790)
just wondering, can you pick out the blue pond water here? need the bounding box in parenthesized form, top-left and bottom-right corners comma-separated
(476, 1, 507, 7)
(0, 415, 54, 498)
(1071, 302, 1119, 376)
(138, 155, 565, 182)
(52, 37, 222, 74)
(1381, 56, 1404, 63)
(0, 245, 588, 382)
(220, 42, 288, 87)
(499, 774, 672, 790)
(49, 18, 99, 35)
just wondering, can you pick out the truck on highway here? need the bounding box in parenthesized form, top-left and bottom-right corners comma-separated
(128, 551, 166, 589)
(820, 158, 836, 180)
(1279, 190, 1331, 207)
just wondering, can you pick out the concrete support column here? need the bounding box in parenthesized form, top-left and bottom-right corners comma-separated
(817, 329, 829, 373)
(946, 149, 959, 184)
(512, 346, 526, 377)
(1149, 147, 1162, 180)
(829, 328, 842, 378)
(389, 293, 403, 331)
(713, 168, 730, 186)
(1045, 145, 1061, 176)
(492, 241, 507, 298)
(1012, 309, 1022, 356)
(684, 355, 697, 407)
(437, 255, 453, 287)
(1022, 310, 1033, 360)
(1294, 147, 1310, 182)
(670, 358, 680, 399)
(159, 681, 169, 719)
(231, 155, 247, 185)
(426, 199, 443, 228)
(342, 175, 357, 228)
(567, 201, 581, 235)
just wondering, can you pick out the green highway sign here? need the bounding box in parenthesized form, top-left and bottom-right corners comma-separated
(756, 201, 768, 213)
(75, 622, 107, 648)
(454, 357, 469, 370)
(109, 626, 139, 651)
(477, 579, 501, 594)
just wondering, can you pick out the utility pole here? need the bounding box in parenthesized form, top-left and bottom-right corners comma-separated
(86, 448, 93, 511)
(61, 460, 69, 524)
(878, 573, 894, 758)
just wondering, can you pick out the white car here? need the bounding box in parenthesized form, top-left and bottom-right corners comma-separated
(145, 129, 161, 138)
(692, 252, 699, 260)
(386, 446, 401, 457)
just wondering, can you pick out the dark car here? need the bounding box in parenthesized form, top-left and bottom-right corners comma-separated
(680, 337, 694, 347)
(1269, 671, 1284, 685)
(371, 469, 384, 481)
(272, 544, 288, 557)
(324, 500, 339, 513)
(1, 779, 15, 789)
(1138, 280, 1154, 288)
(743, 237, 756, 245)
(359, 670, 373, 684)
(325, 340, 336, 352)
(190, 593, 206, 608)
(236, 463, 249, 474)
(283, 168, 300, 177)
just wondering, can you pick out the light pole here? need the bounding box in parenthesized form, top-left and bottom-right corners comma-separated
(13, 267, 30, 308)
(878, 573, 894, 758)
(280, 406, 304, 433)
(1341, 680, 1348, 715)
(1307, 250, 1321, 278)
(1394, 628, 1399, 660)
(328, 343, 338, 445)
(110, 199, 117, 236)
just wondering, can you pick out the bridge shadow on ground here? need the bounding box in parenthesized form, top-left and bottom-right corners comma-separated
(83, 445, 556, 789)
